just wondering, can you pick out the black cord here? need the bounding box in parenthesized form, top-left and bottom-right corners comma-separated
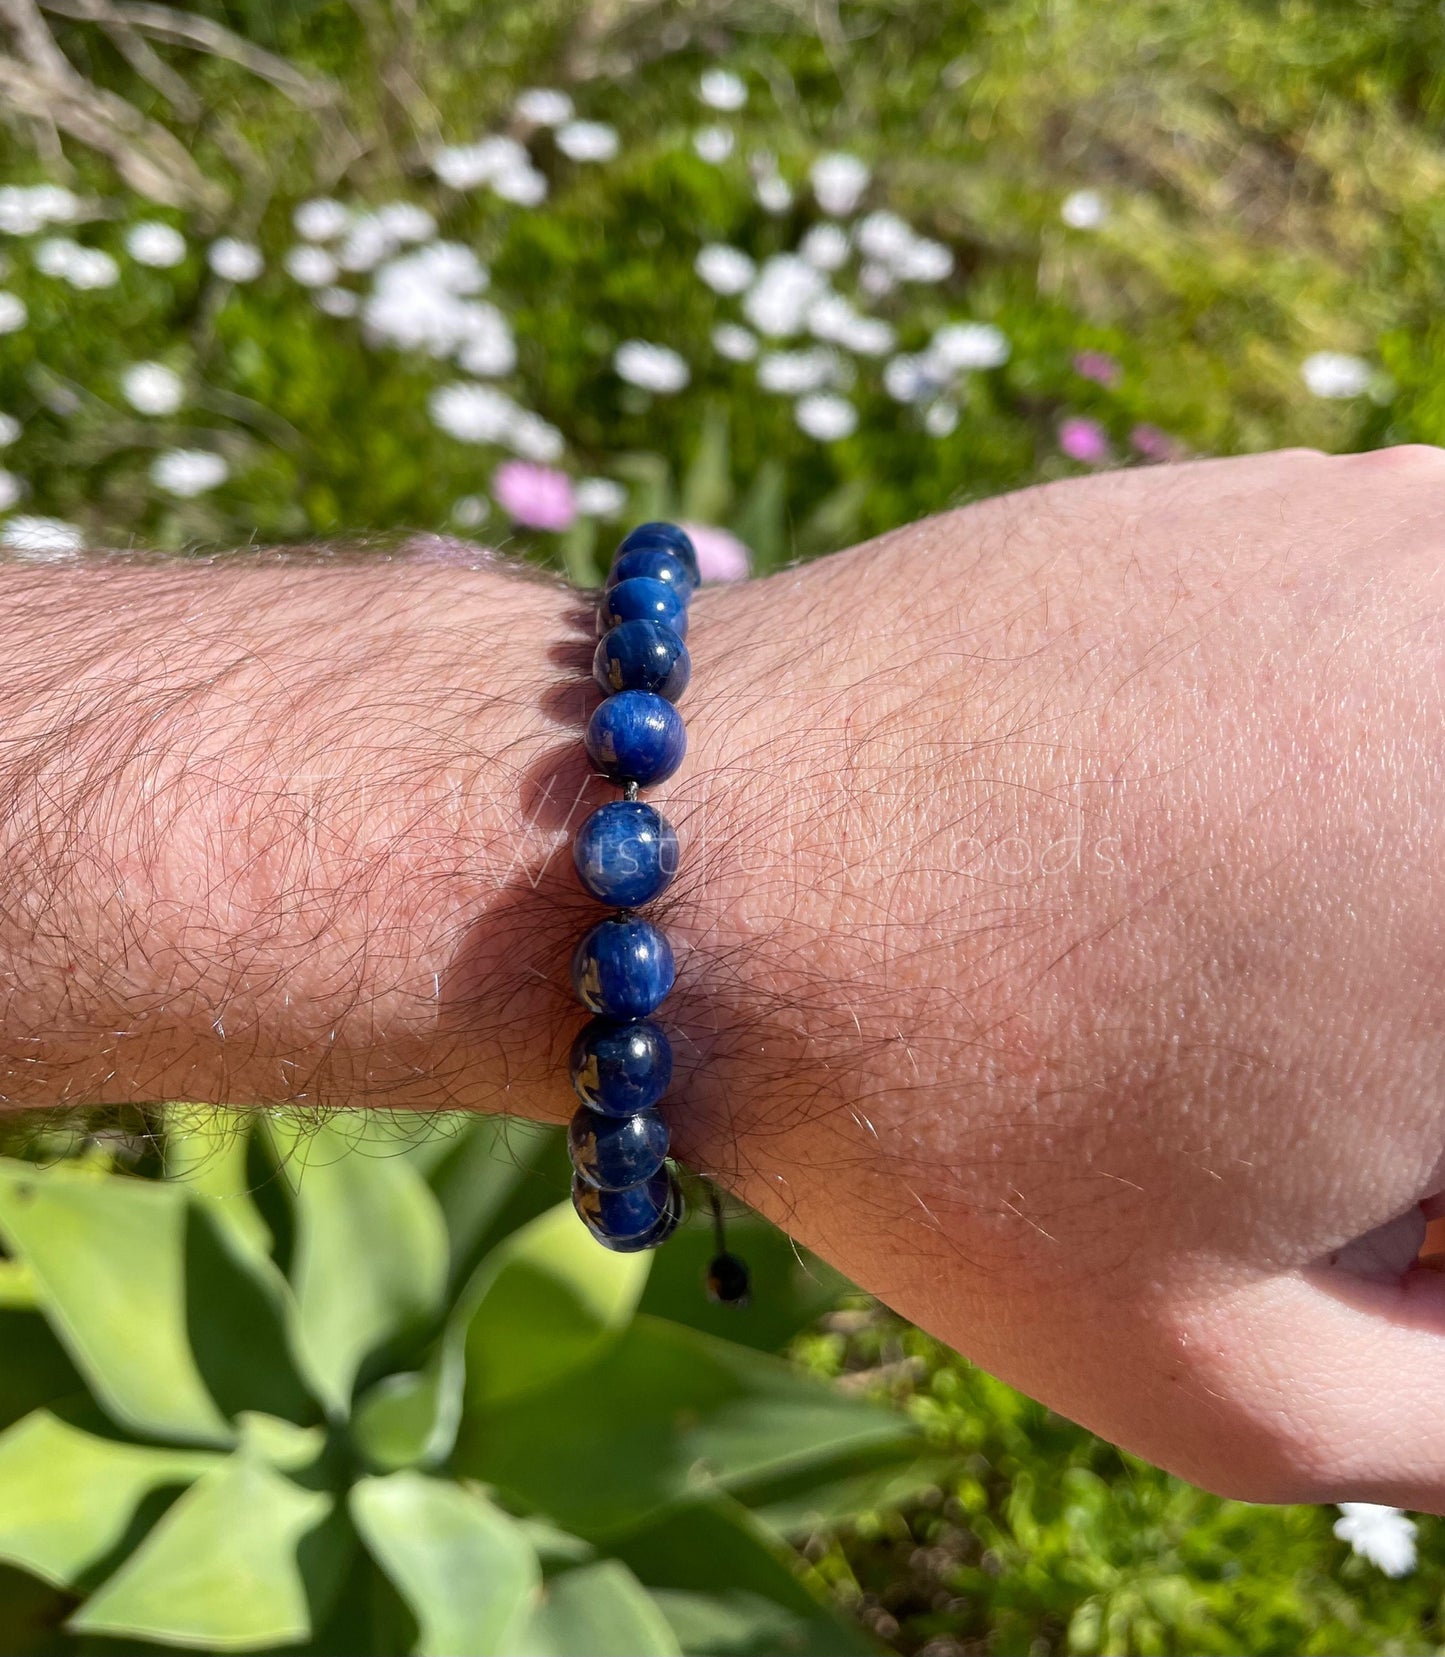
(705, 1184, 750, 1306)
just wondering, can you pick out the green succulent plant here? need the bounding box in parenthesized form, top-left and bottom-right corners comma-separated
(0, 1109, 927, 1655)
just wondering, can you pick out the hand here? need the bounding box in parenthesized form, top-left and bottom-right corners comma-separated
(677, 447, 1445, 1510)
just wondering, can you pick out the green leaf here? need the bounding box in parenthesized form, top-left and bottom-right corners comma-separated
(456, 1315, 920, 1540)
(515, 1561, 681, 1657)
(680, 402, 732, 525)
(425, 1116, 564, 1293)
(0, 1158, 232, 1445)
(266, 1115, 449, 1411)
(165, 1106, 272, 1265)
(615, 1499, 880, 1657)
(638, 1207, 848, 1353)
(351, 1472, 541, 1657)
(69, 1453, 330, 1650)
(461, 1199, 651, 1412)
(0, 1411, 219, 1590)
(353, 1198, 648, 1471)
(0, 1309, 84, 1433)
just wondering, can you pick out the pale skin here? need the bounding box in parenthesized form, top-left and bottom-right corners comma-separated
(0, 446, 1439, 1508)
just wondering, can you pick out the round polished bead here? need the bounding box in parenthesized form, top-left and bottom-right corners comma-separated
(571, 915, 675, 1017)
(617, 522, 700, 588)
(593, 620, 691, 702)
(569, 1016, 672, 1115)
(586, 691, 686, 786)
(598, 576, 688, 639)
(573, 800, 679, 907)
(572, 1168, 684, 1252)
(606, 546, 694, 603)
(568, 1105, 670, 1191)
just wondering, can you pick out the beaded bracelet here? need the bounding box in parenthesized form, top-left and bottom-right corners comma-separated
(566, 522, 748, 1301)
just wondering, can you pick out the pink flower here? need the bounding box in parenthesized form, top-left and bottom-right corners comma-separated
(1129, 423, 1179, 462)
(1073, 350, 1120, 387)
(680, 521, 751, 582)
(492, 461, 576, 531)
(1058, 416, 1111, 465)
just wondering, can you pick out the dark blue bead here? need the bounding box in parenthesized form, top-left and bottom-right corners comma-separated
(569, 1105, 670, 1190)
(586, 691, 686, 786)
(569, 1017, 672, 1115)
(573, 800, 679, 906)
(606, 546, 694, 604)
(598, 577, 688, 639)
(571, 916, 675, 1017)
(572, 1168, 684, 1251)
(593, 620, 691, 702)
(617, 522, 700, 588)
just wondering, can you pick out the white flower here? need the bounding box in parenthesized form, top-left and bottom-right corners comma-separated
(614, 339, 690, 394)
(694, 126, 735, 164)
(284, 244, 337, 287)
(429, 384, 559, 457)
(1334, 1505, 1416, 1577)
(799, 223, 850, 271)
(928, 321, 1010, 372)
(1061, 189, 1108, 229)
(293, 198, 350, 240)
(35, 239, 119, 289)
(508, 409, 564, 462)
(896, 237, 953, 283)
(1303, 351, 1372, 399)
(808, 292, 894, 355)
(858, 260, 895, 297)
(795, 392, 857, 441)
(856, 210, 914, 264)
(121, 362, 184, 416)
(0, 293, 26, 333)
(451, 494, 489, 527)
(695, 243, 756, 295)
(335, 214, 398, 273)
(1, 515, 82, 555)
(404, 241, 488, 294)
(699, 67, 747, 111)
(0, 471, 20, 512)
(557, 121, 618, 162)
(884, 353, 930, 403)
(377, 202, 436, 244)
(151, 448, 228, 497)
(430, 382, 515, 442)
(456, 305, 517, 376)
(0, 185, 79, 236)
(755, 171, 792, 214)
(207, 238, 263, 282)
(924, 400, 959, 437)
(515, 87, 573, 126)
(315, 285, 359, 317)
(575, 477, 627, 518)
(757, 347, 837, 394)
(126, 221, 186, 268)
(743, 254, 825, 337)
(492, 165, 548, 206)
(712, 323, 758, 362)
(433, 137, 526, 190)
(810, 152, 870, 216)
(0, 414, 19, 446)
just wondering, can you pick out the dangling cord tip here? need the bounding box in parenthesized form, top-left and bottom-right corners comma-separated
(706, 1185, 750, 1306)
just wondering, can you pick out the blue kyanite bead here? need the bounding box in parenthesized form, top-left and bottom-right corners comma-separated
(571, 915, 675, 1017)
(598, 577, 688, 639)
(568, 1105, 670, 1191)
(593, 619, 691, 702)
(617, 522, 700, 588)
(586, 690, 686, 786)
(606, 545, 694, 604)
(572, 1168, 684, 1251)
(573, 799, 679, 907)
(569, 1016, 672, 1115)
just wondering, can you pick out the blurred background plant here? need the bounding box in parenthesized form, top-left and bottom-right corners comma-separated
(0, 0, 1442, 1652)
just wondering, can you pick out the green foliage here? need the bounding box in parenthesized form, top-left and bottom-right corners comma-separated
(0, 1114, 925, 1654)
